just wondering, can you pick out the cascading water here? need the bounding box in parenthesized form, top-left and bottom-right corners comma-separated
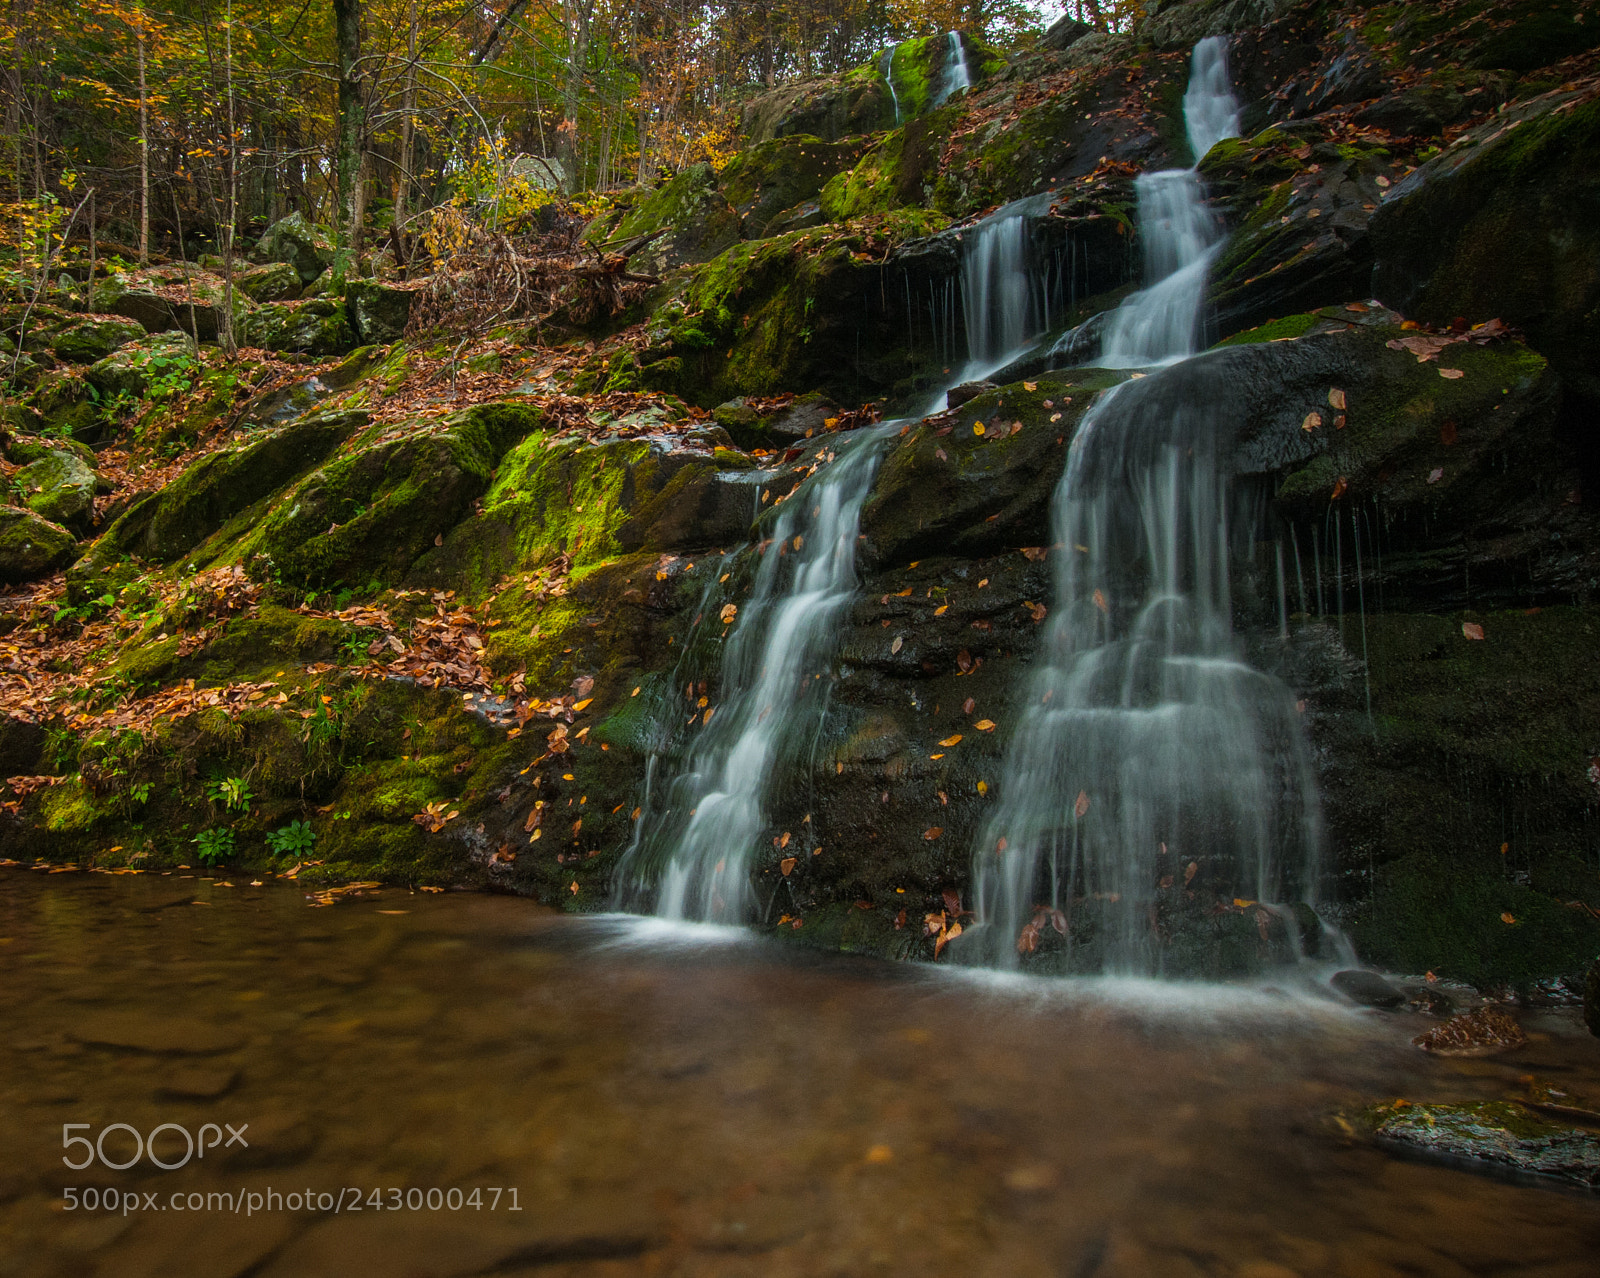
(883, 45, 903, 126)
(617, 200, 1050, 923)
(936, 31, 972, 104)
(968, 36, 1326, 973)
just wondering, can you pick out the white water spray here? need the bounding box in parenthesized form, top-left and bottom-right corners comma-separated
(937, 31, 972, 104)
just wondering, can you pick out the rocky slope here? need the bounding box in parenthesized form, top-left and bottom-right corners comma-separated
(2, 0, 1597, 994)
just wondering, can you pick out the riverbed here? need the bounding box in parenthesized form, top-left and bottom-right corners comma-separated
(1, 868, 1595, 1276)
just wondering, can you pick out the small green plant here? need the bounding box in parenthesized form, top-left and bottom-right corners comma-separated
(204, 776, 254, 813)
(193, 827, 235, 866)
(127, 781, 152, 806)
(266, 819, 316, 859)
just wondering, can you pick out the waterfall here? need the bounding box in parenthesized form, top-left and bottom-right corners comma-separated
(616, 202, 1052, 923)
(959, 205, 1038, 368)
(967, 37, 1325, 973)
(1185, 35, 1242, 163)
(613, 430, 895, 922)
(936, 31, 972, 105)
(883, 45, 902, 125)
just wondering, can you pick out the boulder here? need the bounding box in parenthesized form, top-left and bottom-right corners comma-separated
(250, 211, 334, 286)
(1371, 87, 1600, 403)
(77, 409, 364, 572)
(238, 299, 355, 357)
(235, 261, 303, 303)
(84, 330, 198, 400)
(597, 164, 740, 275)
(0, 506, 76, 583)
(718, 135, 866, 239)
(1042, 15, 1092, 51)
(1329, 969, 1405, 1008)
(345, 280, 418, 344)
(15, 448, 96, 530)
(49, 316, 146, 364)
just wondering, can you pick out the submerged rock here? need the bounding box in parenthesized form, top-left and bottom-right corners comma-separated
(1329, 969, 1405, 1008)
(1359, 1099, 1600, 1190)
(1412, 1005, 1527, 1056)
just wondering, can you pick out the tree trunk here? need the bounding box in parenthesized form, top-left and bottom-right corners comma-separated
(137, 11, 149, 266)
(332, 0, 362, 280)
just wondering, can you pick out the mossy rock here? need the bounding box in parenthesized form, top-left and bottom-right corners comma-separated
(718, 134, 865, 238)
(1371, 88, 1600, 402)
(346, 280, 418, 344)
(50, 316, 146, 364)
(15, 448, 96, 531)
(234, 261, 302, 303)
(250, 211, 335, 286)
(248, 402, 542, 589)
(90, 408, 364, 566)
(238, 299, 356, 357)
(861, 369, 1126, 566)
(739, 66, 895, 145)
(0, 505, 76, 583)
(599, 164, 741, 274)
(1351, 1099, 1600, 1189)
(85, 330, 198, 400)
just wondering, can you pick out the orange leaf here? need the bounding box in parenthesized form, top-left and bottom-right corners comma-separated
(1328, 388, 1347, 410)
(923, 827, 943, 840)
(1500, 911, 1517, 924)
(1330, 477, 1348, 500)
(780, 857, 797, 875)
(939, 733, 963, 747)
(1301, 411, 1322, 432)
(719, 603, 738, 625)
(1092, 588, 1108, 613)
(1462, 621, 1485, 640)
(974, 719, 996, 731)
(1074, 790, 1090, 818)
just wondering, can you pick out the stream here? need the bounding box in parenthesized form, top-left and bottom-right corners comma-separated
(2, 868, 1596, 1277)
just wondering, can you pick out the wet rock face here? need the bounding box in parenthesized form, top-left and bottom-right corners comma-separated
(1371, 87, 1600, 404)
(1330, 969, 1405, 1007)
(1587, 959, 1600, 1038)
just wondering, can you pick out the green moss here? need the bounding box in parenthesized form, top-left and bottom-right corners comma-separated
(1212, 312, 1318, 346)
(38, 777, 106, 834)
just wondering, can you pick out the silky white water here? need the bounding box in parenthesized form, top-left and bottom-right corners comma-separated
(937, 30, 972, 104)
(619, 199, 1050, 922)
(968, 37, 1325, 972)
(1096, 34, 1238, 368)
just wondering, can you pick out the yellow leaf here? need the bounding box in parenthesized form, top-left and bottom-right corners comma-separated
(973, 422, 985, 435)
(1023, 381, 1037, 391)
(719, 603, 738, 625)
(974, 719, 996, 731)
(572, 698, 592, 711)
(934, 604, 949, 616)
(977, 780, 987, 794)
(939, 733, 963, 747)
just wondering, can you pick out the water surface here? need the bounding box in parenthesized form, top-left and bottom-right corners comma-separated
(1, 868, 1595, 1276)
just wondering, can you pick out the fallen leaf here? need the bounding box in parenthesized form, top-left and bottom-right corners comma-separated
(572, 697, 593, 712)
(1439, 419, 1458, 445)
(973, 422, 986, 435)
(923, 827, 943, 840)
(934, 447, 948, 461)
(1462, 621, 1485, 640)
(974, 719, 996, 731)
(1500, 911, 1517, 924)
(719, 603, 738, 625)
(1330, 476, 1348, 500)
(956, 648, 973, 673)
(1023, 381, 1037, 391)
(1074, 790, 1090, 818)
(891, 635, 904, 654)
(962, 697, 976, 715)
(939, 733, 963, 747)
(1301, 411, 1322, 432)
(1020, 546, 1047, 562)
(1328, 388, 1347, 410)
(780, 857, 797, 875)
(1439, 367, 1465, 379)
(1092, 588, 1108, 613)
(1427, 467, 1444, 484)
